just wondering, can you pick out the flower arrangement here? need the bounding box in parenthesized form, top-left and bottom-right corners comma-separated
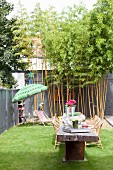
(66, 99, 76, 107)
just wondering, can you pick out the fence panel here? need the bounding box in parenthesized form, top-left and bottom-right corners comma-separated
(0, 88, 18, 135)
(0, 89, 7, 134)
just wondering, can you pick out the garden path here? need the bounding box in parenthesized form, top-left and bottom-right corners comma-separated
(103, 116, 113, 129)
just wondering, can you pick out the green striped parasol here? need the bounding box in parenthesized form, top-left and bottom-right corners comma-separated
(12, 84, 48, 103)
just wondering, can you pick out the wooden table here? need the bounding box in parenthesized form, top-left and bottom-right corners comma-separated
(57, 127, 98, 162)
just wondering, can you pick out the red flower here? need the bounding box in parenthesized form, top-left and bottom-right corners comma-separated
(66, 99, 76, 107)
(70, 100, 76, 104)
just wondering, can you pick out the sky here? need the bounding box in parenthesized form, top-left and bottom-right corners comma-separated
(7, 0, 97, 16)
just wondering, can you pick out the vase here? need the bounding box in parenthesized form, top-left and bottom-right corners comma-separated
(71, 106, 76, 116)
(66, 107, 71, 115)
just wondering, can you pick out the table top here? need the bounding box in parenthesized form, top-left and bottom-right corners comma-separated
(57, 126, 98, 142)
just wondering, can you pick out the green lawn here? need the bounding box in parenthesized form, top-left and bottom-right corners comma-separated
(0, 123, 113, 170)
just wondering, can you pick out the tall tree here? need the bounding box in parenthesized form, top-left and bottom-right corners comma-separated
(0, 0, 29, 87)
(9, 0, 113, 88)
(31, 4, 90, 87)
(12, 1, 34, 66)
(31, 0, 113, 87)
(87, 0, 113, 81)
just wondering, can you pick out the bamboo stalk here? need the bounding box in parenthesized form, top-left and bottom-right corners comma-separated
(101, 78, 105, 118)
(78, 84, 80, 111)
(97, 80, 100, 116)
(102, 76, 108, 118)
(61, 83, 64, 115)
(99, 78, 102, 118)
(35, 56, 38, 110)
(82, 87, 84, 114)
(53, 84, 56, 114)
(48, 87, 53, 117)
(69, 91, 70, 101)
(49, 76, 53, 117)
(83, 87, 86, 116)
(79, 85, 83, 113)
(93, 83, 96, 114)
(66, 76, 69, 101)
(41, 60, 44, 102)
(85, 84, 88, 117)
(84, 87, 87, 116)
(44, 53, 53, 117)
(92, 85, 95, 117)
(72, 86, 75, 100)
(56, 87, 58, 113)
(57, 84, 62, 115)
(96, 82, 100, 116)
(81, 88, 83, 114)
(104, 77, 108, 115)
(88, 85, 92, 118)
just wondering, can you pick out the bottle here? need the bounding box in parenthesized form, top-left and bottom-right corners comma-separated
(78, 121, 82, 129)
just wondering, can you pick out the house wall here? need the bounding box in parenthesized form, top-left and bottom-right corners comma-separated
(12, 72, 25, 89)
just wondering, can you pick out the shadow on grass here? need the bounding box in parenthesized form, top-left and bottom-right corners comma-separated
(1, 145, 113, 170)
(17, 122, 52, 127)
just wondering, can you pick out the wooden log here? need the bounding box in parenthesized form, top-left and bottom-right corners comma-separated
(65, 141, 85, 161)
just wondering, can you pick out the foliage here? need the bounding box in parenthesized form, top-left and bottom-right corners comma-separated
(12, 1, 34, 68)
(2, 0, 113, 88)
(86, 0, 113, 83)
(0, 0, 14, 87)
(30, 4, 89, 87)
(30, 0, 113, 88)
(0, 0, 29, 88)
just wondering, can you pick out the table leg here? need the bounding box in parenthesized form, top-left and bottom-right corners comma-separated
(64, 141, 85, 161)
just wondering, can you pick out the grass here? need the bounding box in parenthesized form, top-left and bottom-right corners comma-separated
(0, 123, 113, 170)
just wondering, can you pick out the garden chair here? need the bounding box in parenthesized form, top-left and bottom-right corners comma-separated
(86, 118, 103, 149)
(32, 111, 39, 125)
(85, 115, 100, 128)
(52, 115, 60, 149)
(34, 110, 52, 126)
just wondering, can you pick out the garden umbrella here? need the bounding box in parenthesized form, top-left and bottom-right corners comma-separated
(12, 84, 48, 103)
